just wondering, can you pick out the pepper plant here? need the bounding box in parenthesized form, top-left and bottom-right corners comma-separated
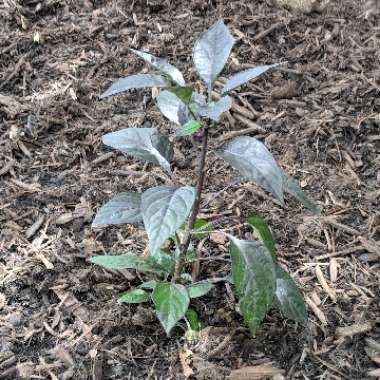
(91, 20, 318, 336)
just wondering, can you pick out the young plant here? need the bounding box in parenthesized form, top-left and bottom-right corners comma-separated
(91, 20, 318, 336)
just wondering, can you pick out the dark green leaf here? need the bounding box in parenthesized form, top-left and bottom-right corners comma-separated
(222, 136, 284, 205)
(186, 308, 201, 331)
(139, 280, 157, 290)
(282, 170, 319, 214)
(100, 74, 169, 98)
(102, 128, 173, 173)
(90, 254, 161, 273)
(141, 186, 196, 254)
(187, 282, 214, 298)
(274, 264, 307, 325)
(130, 49, 186, 86)
(179, 219, 212, 240)
(192, 220, 213, 240)
(118, 289, 149, 304)
(177, 120, 204, 136)
(92, 192, 142, 227)
(166, 86, 193, 104)
(152, 283, 190, 334)
(247, 215, 276, 259)
(229, 236, 276, 335)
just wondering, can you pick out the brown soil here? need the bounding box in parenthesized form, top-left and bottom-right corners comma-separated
(0, 0, 379, 379)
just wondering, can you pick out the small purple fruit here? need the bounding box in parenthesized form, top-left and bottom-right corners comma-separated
(195, 132, 203, 141)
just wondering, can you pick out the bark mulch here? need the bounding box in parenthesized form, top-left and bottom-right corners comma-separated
(0, 0, 379, 379)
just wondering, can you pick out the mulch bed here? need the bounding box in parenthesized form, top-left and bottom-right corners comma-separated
(0, 0, 379, 379)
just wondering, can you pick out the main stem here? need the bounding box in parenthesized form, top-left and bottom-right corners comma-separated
(173, 125, 210, 280)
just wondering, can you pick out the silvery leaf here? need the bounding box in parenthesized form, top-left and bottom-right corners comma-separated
(141, 186, 196, 254)
(222, 136, 284, 205)
(100, 74, 170, 99)
(156, 90, 193, 125)
(130, 49, 186, 86)
(222, 64, 282, 94)
(92, 192, 142, 227)
(193, 20, 235, 96)
(274, 264, 307, 325)
(102, 128, 173, 172)
(198, 95, 232, 121)
(189, 92, 207, 115)
(281, 170, 319, 213)
(190, 92, 207, 108)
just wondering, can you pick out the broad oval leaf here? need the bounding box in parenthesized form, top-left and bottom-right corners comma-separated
(92, 192, 142, 227)
(130, 49, 186, 86)
(118, 289, 149, 304)
(100, 74, 170, 99)
(198, 95, 232, 121)
(177, 120, 204, 136)
(229, 236, 276, 335)
(222, 64, 282, 94)
(141, 186, 196, 254)
(187, 282, 214, 298)
(193, 20, 235, 96)
(152, 283, 190, 334)
(247, 214, 276, 259)
(222, 136, 284, 205)
(274, 264, 307, 325)
(281, 170, 319, 214)
(149, 250, 175, 274)
(102, 128, 173, 173)
(90, 254, 161, 273)
(156, 90, 192, 126)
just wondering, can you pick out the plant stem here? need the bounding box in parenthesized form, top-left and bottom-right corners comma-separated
(173, 124, 210, 281)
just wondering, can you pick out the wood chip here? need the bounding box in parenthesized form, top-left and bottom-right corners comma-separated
(336, 322, 373, 338)
(36, 253, 54, 269)
(179, 349, 194, 378)
(25, 215, 45, 239)
(315, 265, 337, 302)
(329, 258, 338, 283)
(55, 212, 74, 225)
(0, 160, 15, 176)
(229, 364, 284, 380)
(305, 295, 327, 325)
(359, 237, 380, 257)
(367, 368, 380, 377)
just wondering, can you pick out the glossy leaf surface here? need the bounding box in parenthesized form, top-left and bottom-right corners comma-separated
(229, 236, 276, 335)
(193, 20, 235, 95)
(92, 192, 142, 227)
(152, 283, 190, 334)
(222, 137, 284, 205)
(102, 128, 173, 173)
(222, 64, 281, 94)
(141, 186, 196, 254)
(130, 49, 186, 86)
(274, 264, 307, 325)
(100, 74, 169, 98)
